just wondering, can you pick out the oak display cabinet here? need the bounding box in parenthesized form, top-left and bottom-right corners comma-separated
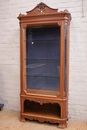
(18, 2, 71, 128)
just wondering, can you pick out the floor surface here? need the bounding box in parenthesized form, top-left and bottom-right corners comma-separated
(0, 109, 87, 130)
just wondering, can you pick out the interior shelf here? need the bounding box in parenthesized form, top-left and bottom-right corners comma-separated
(26, 40, 60, 42)
(25, 58, 60, 60)
(25, 74, 59, 78)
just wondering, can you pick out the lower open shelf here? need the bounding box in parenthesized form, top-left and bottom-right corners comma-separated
(20, 99, 67, 128)
(24, 100, 61, 121)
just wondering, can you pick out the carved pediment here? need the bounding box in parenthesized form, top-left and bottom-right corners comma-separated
(26, 2, 58, 15)
(18, 2, 71, 23)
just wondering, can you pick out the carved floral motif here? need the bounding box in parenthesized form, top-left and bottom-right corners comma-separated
(29, 98, 60, 105)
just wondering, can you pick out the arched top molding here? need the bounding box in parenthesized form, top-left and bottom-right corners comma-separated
(26, 2, 58, 15)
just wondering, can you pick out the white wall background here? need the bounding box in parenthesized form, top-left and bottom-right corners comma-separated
(0, 0, 87, 121)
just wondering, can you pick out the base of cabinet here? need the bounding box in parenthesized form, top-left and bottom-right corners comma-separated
(20, 113, 67, 129)
(20, 96, 68, 129)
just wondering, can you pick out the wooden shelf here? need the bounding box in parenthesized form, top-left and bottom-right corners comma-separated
(25, 89, 60, 96)
(24, 101, 60, 120)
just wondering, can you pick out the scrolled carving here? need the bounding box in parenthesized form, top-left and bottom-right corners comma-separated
(25, 116, 59, 124)
(18, 13, 26, 20)
(58, 21, 62, 26)
(64, 10, 71, 22)
(37, 2, 46, 14)
(65, 22, 68, 26)
(64, 9, 69, 13)
(19, 13, 25, 17)
(19, 13, 22, 17)
(26, 97, 61, 105)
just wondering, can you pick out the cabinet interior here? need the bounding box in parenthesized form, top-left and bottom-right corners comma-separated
(25, 26, 60, 96)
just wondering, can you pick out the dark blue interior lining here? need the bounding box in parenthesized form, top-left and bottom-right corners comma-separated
(26, 27, 60, 91)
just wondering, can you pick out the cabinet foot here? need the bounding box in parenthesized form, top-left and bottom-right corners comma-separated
(58, 122, 67, 129)
(20, 117, 26, 122)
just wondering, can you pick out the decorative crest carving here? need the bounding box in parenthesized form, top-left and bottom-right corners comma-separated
(37, 2, 46, 14)
(18, 2, 71, 23)
(26, 2, 58, 15)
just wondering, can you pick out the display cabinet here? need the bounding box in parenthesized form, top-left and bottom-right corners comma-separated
(18, 2, 71, 128)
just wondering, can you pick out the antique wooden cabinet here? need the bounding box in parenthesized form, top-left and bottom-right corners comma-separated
(18, 2, 71, 128)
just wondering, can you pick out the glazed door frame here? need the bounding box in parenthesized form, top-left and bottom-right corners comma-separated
(20, 21, 65, 98)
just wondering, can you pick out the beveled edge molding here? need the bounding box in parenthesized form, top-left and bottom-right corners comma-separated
(23, 90, 60, 98)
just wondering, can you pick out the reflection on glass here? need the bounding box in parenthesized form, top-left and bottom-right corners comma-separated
(25, 27, 60, 95)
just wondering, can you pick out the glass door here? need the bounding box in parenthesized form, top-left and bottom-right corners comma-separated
(25, 26, 60, 96)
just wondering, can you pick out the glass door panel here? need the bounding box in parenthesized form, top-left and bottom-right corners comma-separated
(25, 27, 60, 96)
